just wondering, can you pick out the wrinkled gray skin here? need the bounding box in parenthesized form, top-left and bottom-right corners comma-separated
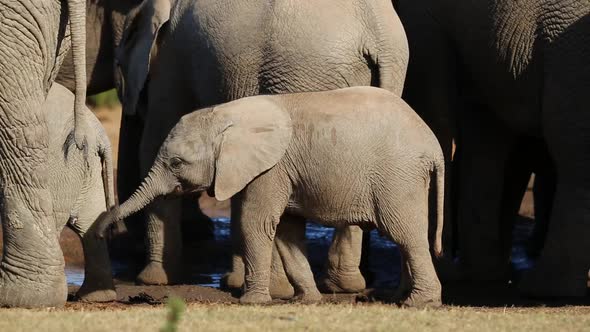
(116, 0, 409, 293)
(56, 0, 174, 263)
(45, 83, 116, 303)
(96, 87, 445, 306)
(397, 0, 590, 297)
(0, 0, 87, 308)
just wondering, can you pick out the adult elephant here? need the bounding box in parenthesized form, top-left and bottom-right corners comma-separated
(57, 0, 215, 268)
(397, 0, 590, 297)
(0, 0, 87, 307)
(116, 0, 409, 293)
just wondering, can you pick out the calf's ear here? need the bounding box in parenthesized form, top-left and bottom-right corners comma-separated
(212, 98, 292, 201)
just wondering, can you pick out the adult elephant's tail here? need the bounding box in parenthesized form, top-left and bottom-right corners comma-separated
(66, 0, 88, 148)
(433, 156, 445, 257)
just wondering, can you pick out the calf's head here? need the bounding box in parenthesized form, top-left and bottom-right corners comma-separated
(96, 97, 292, 238)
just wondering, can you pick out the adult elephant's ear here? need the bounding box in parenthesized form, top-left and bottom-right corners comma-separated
(115, 0, 171, 116)
(212, 97, 293, 201)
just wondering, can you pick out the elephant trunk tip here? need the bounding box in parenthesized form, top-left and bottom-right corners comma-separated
(95, 208, 120, 239)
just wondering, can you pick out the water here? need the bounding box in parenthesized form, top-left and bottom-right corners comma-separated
(511, 219, 536, 271)
(196, 273, 224, 288)
(66, 217, 536, 287)
(66, 267, 84, 286)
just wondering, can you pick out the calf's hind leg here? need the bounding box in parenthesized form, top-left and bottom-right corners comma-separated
(377, 185, 441, 307)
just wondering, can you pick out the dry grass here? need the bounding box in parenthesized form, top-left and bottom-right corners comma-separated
(1, 304, 589, 332)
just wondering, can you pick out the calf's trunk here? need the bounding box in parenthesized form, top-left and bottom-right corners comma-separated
(96, 163, 175, 238)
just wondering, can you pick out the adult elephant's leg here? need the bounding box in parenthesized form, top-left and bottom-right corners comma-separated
(318, 226, 366, 293)
(498, 138, 537, 260)
(0, 102, 67, 307)
(456, 105, 515, 282)
(360, 230, 374, 286)
(70, 176, 115, 302)
(136, 119, 184, 285)
(180, 193, 214, 246)
(113, 113, 146, 261)
(138, 198, 183, 285)
(520, 51, 590, 297)
(528, 147, 556, 259)
(399, 2, 458, 279)
(220, 206, 245, 290)
(135, 83, 187, 285)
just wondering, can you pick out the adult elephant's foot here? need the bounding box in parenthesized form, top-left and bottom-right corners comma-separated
(220, 271, 245, 290)
(461, 260, 510, 283)
(0, 268, 67, 308)
(318, 269, 366, 293)
(77, 287, 117, 303)
(221, 254, 246, 291)
(136, 261, 180, 285)
(434, 256, 465, 282)
(76, 273, 116, 302)
(239, 291, 272, 304)
(77, 233, 116, 302)
(519, 267, 588, 298)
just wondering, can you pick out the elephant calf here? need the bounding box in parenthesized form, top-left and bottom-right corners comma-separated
(96, 86, 445, 306)
(45, 83, 116, 302)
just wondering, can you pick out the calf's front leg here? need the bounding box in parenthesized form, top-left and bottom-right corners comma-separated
(237, 206, 281, 304)
(275, 215, 322, 303)
(234, 176, 291, 304)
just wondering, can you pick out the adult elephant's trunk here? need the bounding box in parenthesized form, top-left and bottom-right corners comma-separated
(67, 0, 88, 148)
(96, 163, 175, 238)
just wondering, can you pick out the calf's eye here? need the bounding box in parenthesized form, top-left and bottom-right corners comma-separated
(170, 157, 184, 169)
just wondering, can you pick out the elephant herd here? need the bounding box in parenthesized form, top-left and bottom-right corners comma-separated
(0, 0, 587, 308)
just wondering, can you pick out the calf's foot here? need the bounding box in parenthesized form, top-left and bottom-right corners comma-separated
(269, 250, 294, 299)
(291, 289, 323, 304)
(269, 272, 295, 299)
(400, 290, 442, 308)
(318, 269, 366, 293)
(239, 291, 272, 304)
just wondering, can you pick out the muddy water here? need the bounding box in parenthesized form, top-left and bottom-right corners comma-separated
(66, 217, 536, 287)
